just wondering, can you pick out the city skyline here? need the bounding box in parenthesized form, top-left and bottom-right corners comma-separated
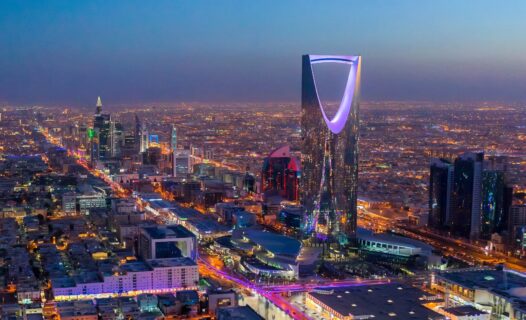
(2, 1, 526, 105)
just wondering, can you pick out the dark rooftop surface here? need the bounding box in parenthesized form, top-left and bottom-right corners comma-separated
(437, 269, 526, 291)
(307, 283, 444, 320)
(216, 306, 264, 320)
(147, 257, 197, 268)
(142, 225, 194, 239)
(240, 229, 301, 257)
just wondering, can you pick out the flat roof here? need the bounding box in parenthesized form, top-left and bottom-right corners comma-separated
(119, 261, 152, 273)
(216, 306, 264, 320)
(307, 283, 444, 320)
(170, 206, 230, 234)
(147, 257, 197, 268)
(142, 225, 195, 239)
(51, 277, 76, 288)
(437, 269, 526, 291)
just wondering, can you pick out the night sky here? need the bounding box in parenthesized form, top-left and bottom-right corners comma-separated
(1, 0, 526, 106)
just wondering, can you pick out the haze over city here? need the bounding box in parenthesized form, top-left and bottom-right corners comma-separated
(2, 0, 526, 105)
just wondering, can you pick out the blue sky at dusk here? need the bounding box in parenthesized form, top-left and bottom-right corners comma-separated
(1, 0, 526, 106)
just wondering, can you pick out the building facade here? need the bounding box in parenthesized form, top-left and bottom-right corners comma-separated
(450, 152, 484, 239)
(52, 258, 198, 300)
(170, 125, 177, 151)
(139, 225, 197, 261)
(429, 153, 514, 242)
(300, 54, 361, 244)
(480, 170, 512, 239)
(173, 149, 191, 177)
(429, 158, 454, 230)
(261, 145, 300, 202)
(91, 97, 113, 163)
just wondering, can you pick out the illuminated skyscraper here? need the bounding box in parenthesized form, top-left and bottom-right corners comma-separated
(134, 114, 141, 152)
(91, 96, 113, 162)
(261, 145, 300, 202)
(300, 54, 361, 244)
(428, 158, 454, 230)
(480, 156, 513, 240)
(451, 152, 484, 239)
(173, 149, 191, 177)
(170, 125, 177, 151)
(96, 96, 102, 115)
(140, 125, 149, 153)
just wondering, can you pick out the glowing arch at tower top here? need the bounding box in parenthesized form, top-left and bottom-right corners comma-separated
(308, 55, 361, 134)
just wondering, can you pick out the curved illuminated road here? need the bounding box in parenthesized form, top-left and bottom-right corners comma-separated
(198, 255, 390, 320)
(198, 256, 310, 320)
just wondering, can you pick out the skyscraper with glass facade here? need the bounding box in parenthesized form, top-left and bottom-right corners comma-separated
(261, 145, 300, 202)
(451, 152, 484, 239)
(91, 96, 113, 163)
(428, 158, 454, 230)
(300, 54, 361, 244)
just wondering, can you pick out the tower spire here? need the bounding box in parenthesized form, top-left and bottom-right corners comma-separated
(96, 96, 102, 114)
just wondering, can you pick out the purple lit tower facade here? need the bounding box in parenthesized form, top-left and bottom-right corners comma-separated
(300, 54, 362, 244)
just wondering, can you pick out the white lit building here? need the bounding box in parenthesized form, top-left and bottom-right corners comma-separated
(138, 225, 197, 261)
(51, 258, 198, 300)
(173, 149, 192, 177)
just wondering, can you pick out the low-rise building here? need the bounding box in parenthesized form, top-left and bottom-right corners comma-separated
(51, 258, 198, 300)
(306, 283, 444, 320)
(433, 268, 526, 320)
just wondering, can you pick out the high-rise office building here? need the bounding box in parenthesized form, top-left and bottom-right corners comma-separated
(96, 96, 102, 115)
(300, 54, 361, 244)
(173, 149, 191, 177)
(429, 153, 514, 242)
(428, 158, 454, 230)
(134, 114, 142, 152)
(78, 123, 88, 150)
(139, 125, 149, 153)
(144, 146, 162, 166)
(170, 125, 177, 151)
(243, 171, 256, 193)
(111, 121, 124, 158)
(480, 167, 513, 240)
(91, 97, 113, 162)
(261, 145, 300, 202)
(450, 152, 484, 239)
(480, 155, 513, 240)
(510, 205, 526, 252)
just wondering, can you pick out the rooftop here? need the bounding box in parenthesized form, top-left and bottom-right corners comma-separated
(216, 306, 263, 320)
(147, 257, 197, 268)
(357, 228, 434, 252)
(437, 269, 526, 292)
(119, 261, 152, 273)
(307, 283, 444, 320)
(142, 224, 195, 239)
(236, 228, 301, 257)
